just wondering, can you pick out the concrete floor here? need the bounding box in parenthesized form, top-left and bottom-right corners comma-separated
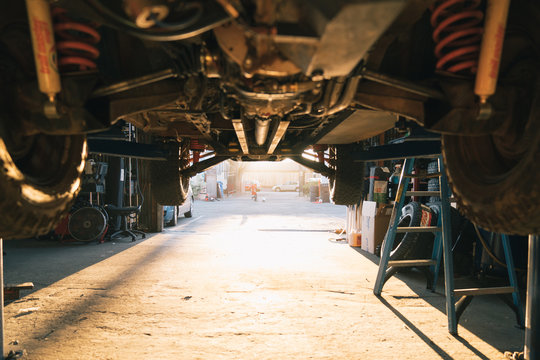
(3, 192, 525, 359)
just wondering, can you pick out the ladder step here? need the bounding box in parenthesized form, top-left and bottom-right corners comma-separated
(454, 286, 516, 297)
(388, 259, 437, 267)
(396, 226, 441, 233)
(404, 172, 442, 179)
(405, 191, 441, 196)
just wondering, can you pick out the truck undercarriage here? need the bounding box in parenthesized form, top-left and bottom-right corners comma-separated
(0, 0, 538, 238)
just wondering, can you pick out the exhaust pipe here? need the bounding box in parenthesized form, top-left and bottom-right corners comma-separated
(254, 117, 270, 146)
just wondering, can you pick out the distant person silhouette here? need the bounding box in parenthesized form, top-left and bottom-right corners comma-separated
(251, 183, 258, 201)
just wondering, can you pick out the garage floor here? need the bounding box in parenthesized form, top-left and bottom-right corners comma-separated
(3, 192, 524, 359)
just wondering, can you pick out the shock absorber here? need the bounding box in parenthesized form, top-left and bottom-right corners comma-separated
(25, 0, 61, 103)
(52, 7, 101, 72)
(474, 0, 511, 105)
(431, 0, 484, 74)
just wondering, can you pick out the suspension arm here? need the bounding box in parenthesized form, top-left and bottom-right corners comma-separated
(181, 155, 231, 177)
(288, 155, 333, 178)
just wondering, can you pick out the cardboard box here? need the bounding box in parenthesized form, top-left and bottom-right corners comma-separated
(361, 201, 393, 254)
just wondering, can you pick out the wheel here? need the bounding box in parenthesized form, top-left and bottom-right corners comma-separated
(68, 206, 107, 241)
(328, 144, 365, 205)
(0, 127, 87, 239)
(382, 202, 428, 261)
(427, 204, 476, 275)
(441, 11, 540, 235)
(442, 76, 540, 235)
(295, 187, 299, 192)
(274, 187, 281, 192)
(184, 198, 193, 218)
(150, 141, 190, 205)
(427, 178, 440, 203)
(167, 206, 178, 227)
(427, 160, 439, 175)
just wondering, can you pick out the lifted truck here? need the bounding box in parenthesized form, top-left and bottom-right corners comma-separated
(0, 0, 538, 238)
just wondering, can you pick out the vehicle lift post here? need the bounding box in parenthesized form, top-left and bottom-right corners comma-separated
(0, 238, 4, 359)
(525, 235, 539, 360)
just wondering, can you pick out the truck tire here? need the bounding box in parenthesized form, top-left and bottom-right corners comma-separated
(382, 202, 427, 261)
(0, 130, 87, 239)
(151, 141, 190, 205)
(427, 178, 440, 202)
(442, 12, 540, 235)
(442, 76, 540, 235)
(427, 204, 476, 275)
(427, 160, 439, 175)
(183, 197, 193, 218)
(167, 206, 178, 227)
(329, 144, 365, 205)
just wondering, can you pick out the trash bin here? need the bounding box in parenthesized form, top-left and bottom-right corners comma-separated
(320, 183, 330, 203)
(309, 184, 319, 202)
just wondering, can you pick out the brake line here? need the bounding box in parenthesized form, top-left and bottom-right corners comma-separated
(473, 224, 525, 272)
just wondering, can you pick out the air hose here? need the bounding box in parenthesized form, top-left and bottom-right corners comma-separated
(473, 224, 525, 272)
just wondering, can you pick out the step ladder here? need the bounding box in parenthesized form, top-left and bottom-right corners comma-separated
(373, 155, 524, 335)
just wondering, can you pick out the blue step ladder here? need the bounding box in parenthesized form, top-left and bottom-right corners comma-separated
(373, 155, 524, 335)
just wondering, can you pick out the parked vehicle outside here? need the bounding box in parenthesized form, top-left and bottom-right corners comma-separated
(272, 181, 299, 192)
(164, 187, 194, 227)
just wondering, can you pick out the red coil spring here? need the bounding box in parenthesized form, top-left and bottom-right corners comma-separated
(52, 8, 101, 72)
(431, 0, 484, 74)
(190, 138, 205, 164)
